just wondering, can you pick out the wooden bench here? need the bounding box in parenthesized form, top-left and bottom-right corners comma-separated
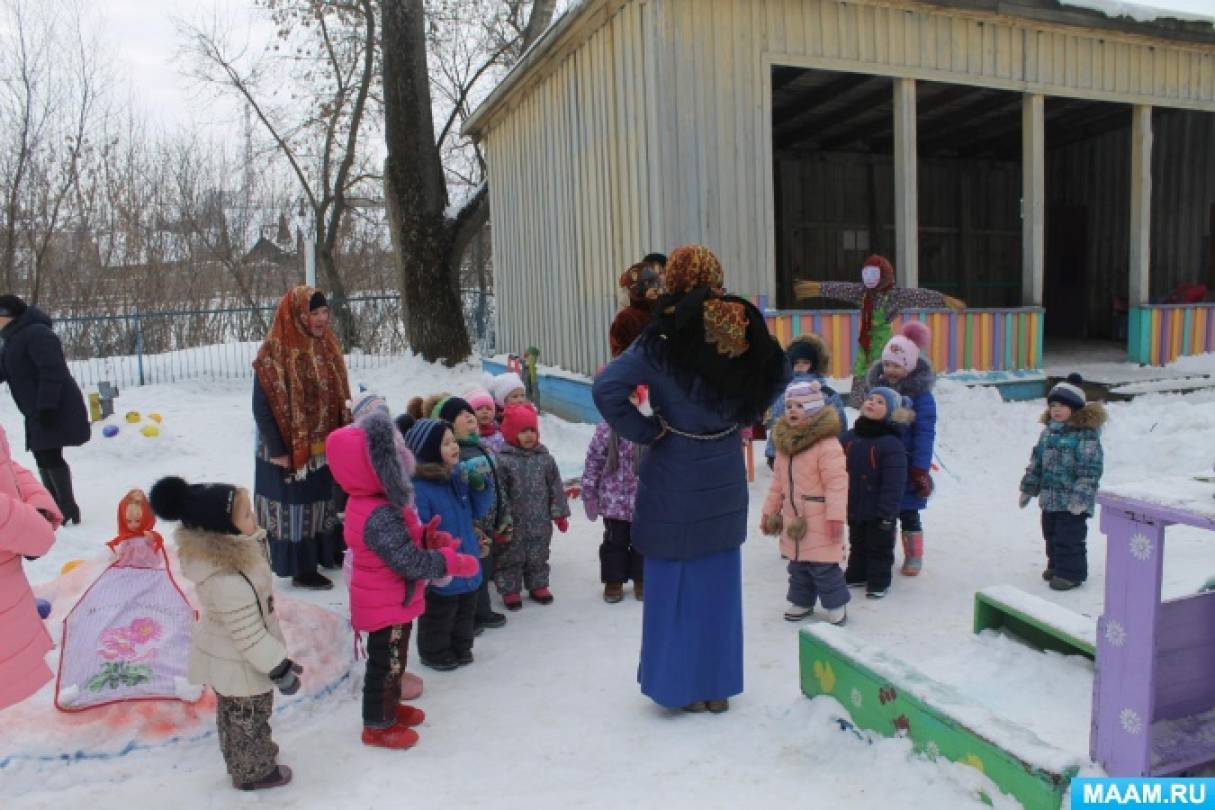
(973, 585, 1096, 660)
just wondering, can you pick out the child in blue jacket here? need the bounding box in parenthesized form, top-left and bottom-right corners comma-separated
(765, 334, 846, 468)
(401, 418, 493, 671)
(851, 321, 936, 577)
(1019, 374, 1106, 591)
(839, 387, 911, 599)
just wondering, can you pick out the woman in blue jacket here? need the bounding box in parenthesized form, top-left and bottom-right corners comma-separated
(592, 245, 788, 714)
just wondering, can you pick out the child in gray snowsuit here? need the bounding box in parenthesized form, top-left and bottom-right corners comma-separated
(494, 404, 570, 609)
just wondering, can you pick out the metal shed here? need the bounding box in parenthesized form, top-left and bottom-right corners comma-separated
(464, 0, 1215, 376)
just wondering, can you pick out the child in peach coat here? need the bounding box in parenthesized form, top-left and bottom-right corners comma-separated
(0, 424, 63, 711)
(761, 380, 849, 625)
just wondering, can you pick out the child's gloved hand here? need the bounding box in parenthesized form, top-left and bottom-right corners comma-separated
(909, 468, 934, 498)
(583, 497, 599, 523)
(459, 457, 491, 491)
(421, 516, 458, 550)
(439, 547, 480, 578)
(270, 659, 303, 695)
(553, 516, 569, 533)
(828, 520, 844, 539)
(1019, 493, 1032, 509)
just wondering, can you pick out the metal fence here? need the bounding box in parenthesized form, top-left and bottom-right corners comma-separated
(52, 292, 495, 390)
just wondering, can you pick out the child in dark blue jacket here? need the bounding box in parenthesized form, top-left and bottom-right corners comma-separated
(401, 417, 493, 671)
(839, 387, 911, 599)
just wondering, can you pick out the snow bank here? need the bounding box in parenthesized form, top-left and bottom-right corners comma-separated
(1060, 0, 1215, 25)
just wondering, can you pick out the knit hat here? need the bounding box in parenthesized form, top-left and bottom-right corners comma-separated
(0, 294, 28, 318)
(784, 379, 825, 413)
(349, 388, 388, 422)
(431, 396, 473, 424)
(1048, 373, 1086, 411)
(464, 387, 495, 412)
(867, 386, 911, 424)
(882, 321, 931, 372)
(394, 413, 416, 438)
(491, 372, 525, 406)
(402, 418, 449, 465)
(308, 291, 328, 311)
(149, 476, 242, 535)
(501, 403, 539, 447)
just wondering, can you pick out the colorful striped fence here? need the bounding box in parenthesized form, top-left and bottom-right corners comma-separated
(1128, 304, 1215, 366)
(759, 306, 1045, 376)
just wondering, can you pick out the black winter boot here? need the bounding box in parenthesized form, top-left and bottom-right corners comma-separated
(42, 466, 81, 525)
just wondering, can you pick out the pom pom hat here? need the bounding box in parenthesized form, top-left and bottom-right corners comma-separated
(1048, 373, 1086, 411)
(149, 476, 242, 535)
(882, 321, 931, 372)
(463, 387, 495, 412)
(491, 372, 525, 406)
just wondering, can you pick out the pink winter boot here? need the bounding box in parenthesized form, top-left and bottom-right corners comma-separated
(900, 532, 923, 576)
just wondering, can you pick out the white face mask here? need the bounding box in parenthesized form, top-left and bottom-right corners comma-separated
(862, 265, 882, 289)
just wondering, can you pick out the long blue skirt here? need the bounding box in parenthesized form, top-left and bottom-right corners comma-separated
(638, 548, 743, 709)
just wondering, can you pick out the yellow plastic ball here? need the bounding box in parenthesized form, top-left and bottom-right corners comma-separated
(125, 411, 141, 423)
(147, 413, 163, 423)
(141, 425, 161, 438)
(60, 559, 83, 575)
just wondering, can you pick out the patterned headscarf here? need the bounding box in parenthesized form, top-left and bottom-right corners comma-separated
(664, 245, 749, 358)
(254, 286, 352, 473)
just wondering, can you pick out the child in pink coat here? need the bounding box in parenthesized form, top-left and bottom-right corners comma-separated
(326, 404, 479, 750)
(761, 380, 849, 625)
(0, 423, 63, 711)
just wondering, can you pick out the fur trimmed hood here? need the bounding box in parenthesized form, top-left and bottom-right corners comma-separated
(1039, 401, 1108, 430)
(175, 526, 268, 584)
(786, 333, 831, 375)
(772, 407, 841, 456)
(326, 410, 415, 508)
(865, 356, 935, 398)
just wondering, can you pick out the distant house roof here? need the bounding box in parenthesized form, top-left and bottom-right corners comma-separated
(462, 0, 1215, 141)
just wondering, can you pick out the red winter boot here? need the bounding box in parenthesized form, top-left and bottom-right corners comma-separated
(529, 587, 554, 605)
(362, 723, 419, 750)
(900, 532, 923, 576)
(396, 704, 426, 727)
(503, 592, 523, 611)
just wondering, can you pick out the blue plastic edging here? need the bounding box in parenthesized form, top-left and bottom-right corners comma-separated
(482, 359, 602, 424)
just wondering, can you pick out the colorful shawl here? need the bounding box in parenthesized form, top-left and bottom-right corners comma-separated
(254, 286, 352, 472)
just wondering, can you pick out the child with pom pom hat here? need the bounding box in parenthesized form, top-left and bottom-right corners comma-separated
(851, 320, 937, 576)
(1019, 373, 1107, 591)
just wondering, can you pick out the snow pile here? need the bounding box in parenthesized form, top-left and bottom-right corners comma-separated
(1060, 0, 1215, 25)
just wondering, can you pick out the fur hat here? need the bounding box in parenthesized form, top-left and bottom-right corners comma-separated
(149, 476, 242, 536)
(403, 418, 449, 465)
(501, 403, 539, 447)
(349, 388, 388, 422)
(1048, 373, 1086, 411)
(0, 294, 27, 319)
(786, 334, 828, 372)
(882, 321, 931, 372)
(784, 379, 825, 414)
(463, 387, 495, 412)
(492, 372, 525, 406)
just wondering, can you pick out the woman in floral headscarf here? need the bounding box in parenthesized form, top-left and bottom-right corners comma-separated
(252, 287, 351, 590)
(592, 245, 789, 714)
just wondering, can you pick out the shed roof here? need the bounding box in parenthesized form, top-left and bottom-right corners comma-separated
(462, 0, 1215, 141)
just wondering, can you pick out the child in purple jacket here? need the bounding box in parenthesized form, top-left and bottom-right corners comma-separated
(582, 385, 646, 603)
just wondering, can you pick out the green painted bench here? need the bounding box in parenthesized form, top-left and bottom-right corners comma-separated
(799, 625, 1082, 810)
(973, 585, 1096, 660)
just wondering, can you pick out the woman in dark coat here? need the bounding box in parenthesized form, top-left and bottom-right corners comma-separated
(252, 287, 351, 590)
(0, 295, 89, 523)
(592, 245, 788, 713)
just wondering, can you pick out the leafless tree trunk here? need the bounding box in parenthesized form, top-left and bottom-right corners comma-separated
(383, 0, 553, 365)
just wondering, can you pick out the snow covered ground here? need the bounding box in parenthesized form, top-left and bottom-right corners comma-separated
(7, 352, 1215, 809)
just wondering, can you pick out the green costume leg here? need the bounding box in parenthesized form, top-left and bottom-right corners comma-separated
(850, 316, 894, 407)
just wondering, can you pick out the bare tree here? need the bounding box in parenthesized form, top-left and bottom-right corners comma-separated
(180, 0, 379, 344)
(383, 0, 554, 365)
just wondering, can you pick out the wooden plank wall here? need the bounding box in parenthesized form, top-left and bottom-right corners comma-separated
(483, 0, 1215, 374)
(775, 150, 1021, 309)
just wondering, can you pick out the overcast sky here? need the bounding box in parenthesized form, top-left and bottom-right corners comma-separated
(103, 0, 1214, 135)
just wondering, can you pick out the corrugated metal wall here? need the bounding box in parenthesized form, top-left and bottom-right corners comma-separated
(484, 0, 1215, 374)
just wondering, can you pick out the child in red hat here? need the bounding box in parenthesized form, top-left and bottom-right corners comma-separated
(493, 404, 570, 609)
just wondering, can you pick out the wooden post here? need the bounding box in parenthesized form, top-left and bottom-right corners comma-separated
(1022, 94, 1045, 307)
(893, 78, 919, 288)
(1129, 104, 1153, 307)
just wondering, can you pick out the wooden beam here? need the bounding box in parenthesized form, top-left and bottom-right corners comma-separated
(772, 74, 868, 135)
(1129, 104, 1153, 307)
(915, 96, 1024, 153)
(894, 78, 918, 288)
(870, 88, 1015, 154)
(1022, 94, 1045, 307)
(777, 82, 892, 151)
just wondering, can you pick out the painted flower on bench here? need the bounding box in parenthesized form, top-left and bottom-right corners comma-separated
(812, 660, 836, 693)
(1103, 618, 1127, 648)
(86, 617, 164, 692)
(878, 686, 898, 705)
(1129, 532, 1154, 561)
(893, 714, 911, 735)
(1120, 708, 1144, 735)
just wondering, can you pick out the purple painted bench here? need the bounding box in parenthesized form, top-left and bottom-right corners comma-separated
(1093, 481, 1215, 777)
